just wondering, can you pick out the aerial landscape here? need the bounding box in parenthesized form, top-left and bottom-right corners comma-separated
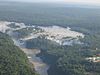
(0, 0, 100, 75)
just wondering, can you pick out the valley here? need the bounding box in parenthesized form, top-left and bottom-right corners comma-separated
(0, 21, 85, 75)
(0, 2, 100, 75)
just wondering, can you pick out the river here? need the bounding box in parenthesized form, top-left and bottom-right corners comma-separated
(13, 38, 49, 75)
(21, 48, 49, 75)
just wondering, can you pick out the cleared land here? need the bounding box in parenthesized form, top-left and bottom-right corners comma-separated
(0, 21, 84, 45)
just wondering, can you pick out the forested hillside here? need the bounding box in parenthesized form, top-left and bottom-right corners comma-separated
(26, 33, 100, 75)
(0, 32, 37, 75)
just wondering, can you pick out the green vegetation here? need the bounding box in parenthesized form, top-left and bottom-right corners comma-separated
(13, 27, 34, 38)
(26, 37, 100, 75)
(26, 33, 100, 75)
(13, 27, 42, 38)
(0, 32, 37, 75)
(8, 23, 20, 28)
(0, 2, 100, 75)
(0, 2, 100, 27)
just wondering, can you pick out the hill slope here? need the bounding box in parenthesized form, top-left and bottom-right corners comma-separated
(0, 32, 37, 75)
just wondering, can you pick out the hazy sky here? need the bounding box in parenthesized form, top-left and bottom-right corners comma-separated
(65, 0, 100, 4)
(2, 0, 100, 5)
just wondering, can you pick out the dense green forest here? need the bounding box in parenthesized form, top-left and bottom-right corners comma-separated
(26, 34, 100, 75)
(0, 2, 100, 28)
(0, 32, 37, 75)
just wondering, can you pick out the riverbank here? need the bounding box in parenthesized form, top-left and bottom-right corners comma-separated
(20, 48, 49, 75)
